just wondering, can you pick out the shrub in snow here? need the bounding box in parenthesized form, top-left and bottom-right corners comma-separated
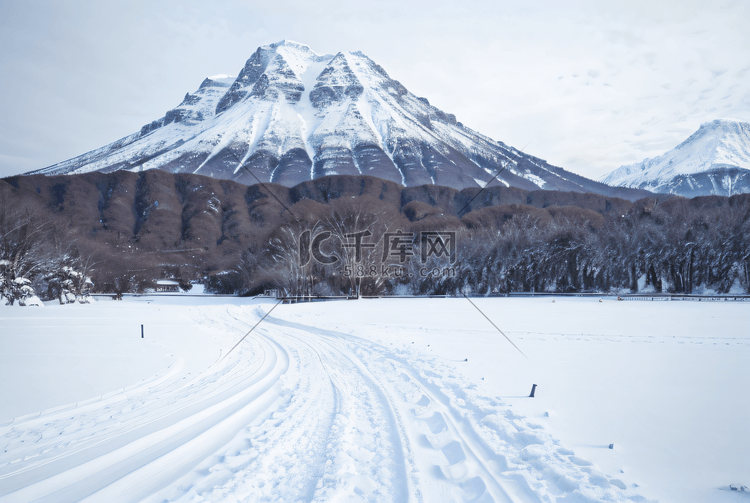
(44, 265, 94, 305)
(1, 276, 43, 306)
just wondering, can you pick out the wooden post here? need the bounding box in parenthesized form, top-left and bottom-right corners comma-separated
(529, 384, 537, 397)
(141, 324, 144, 339)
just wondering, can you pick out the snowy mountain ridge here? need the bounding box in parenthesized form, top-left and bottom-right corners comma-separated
(600, 119, 750, 197)
(30, 41, 646, 199)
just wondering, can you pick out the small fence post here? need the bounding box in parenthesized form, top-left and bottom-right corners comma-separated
(529, 384, 537, 397)
(141, 324, 144, 339)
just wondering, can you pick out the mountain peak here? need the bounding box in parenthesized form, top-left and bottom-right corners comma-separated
(266, 40, 332, 65)
(706, 117, 748, 126)
(269, 39, 313, 50)
(601, 118, 750, 197)
(28, 42, 648, 201)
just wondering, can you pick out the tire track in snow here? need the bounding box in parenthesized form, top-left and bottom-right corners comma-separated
(278, 322, 411, 502)
(1, 303, 654, 502)
(0, 306, 289, 503)
(259, 311, 650, 503)
(375, 360, 541, 503)
(260, 313, 528, 503)
(152, 305, 411, 502)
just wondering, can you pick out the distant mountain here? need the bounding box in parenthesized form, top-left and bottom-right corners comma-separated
(30, 40, 648, 201)
(601, 119, 750, 197)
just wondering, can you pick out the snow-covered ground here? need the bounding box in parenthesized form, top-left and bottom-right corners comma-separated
(0, 296, 747, 502)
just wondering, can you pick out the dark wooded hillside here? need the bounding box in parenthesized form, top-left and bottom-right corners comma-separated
(1, 171, 748, 298)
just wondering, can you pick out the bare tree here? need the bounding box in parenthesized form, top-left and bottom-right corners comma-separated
(268, 223, 321, 299)
(0, 206, 53, 305)
(324, 197, 400, 297)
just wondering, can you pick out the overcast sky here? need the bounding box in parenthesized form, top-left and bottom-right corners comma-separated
(1, 0, 748, 180)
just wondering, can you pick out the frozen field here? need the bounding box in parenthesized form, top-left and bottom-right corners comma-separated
(0, 296, 748, 502)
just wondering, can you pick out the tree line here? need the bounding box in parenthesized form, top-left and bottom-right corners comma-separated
(1, 171, 748, 302)
(239, 194, 750, 297)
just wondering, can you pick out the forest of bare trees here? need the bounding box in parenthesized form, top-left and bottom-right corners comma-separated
(2, 171, 749, 302)
(256, 194, 750, 297)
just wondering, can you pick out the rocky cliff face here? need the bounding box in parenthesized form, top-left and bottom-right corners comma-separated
(601, 119, 750, 197)
(31, 40, 648, 200)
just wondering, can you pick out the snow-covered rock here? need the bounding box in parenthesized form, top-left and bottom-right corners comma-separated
(28, 41, 645, 199)
(601, 119, 750, 197)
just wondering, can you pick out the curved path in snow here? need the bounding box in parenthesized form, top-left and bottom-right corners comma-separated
(0, 303, 647, 502)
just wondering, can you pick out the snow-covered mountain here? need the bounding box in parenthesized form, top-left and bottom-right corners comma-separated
(601, 119, 750, 197)
(31, 40, 645, 199)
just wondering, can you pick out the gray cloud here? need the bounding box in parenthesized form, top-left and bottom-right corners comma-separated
(1, 0, 748, 179)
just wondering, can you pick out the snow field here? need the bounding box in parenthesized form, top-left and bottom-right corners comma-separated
(0, 296, 747, 502)
(0, 300, 213, 421)
(278, 297, 749, 503)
